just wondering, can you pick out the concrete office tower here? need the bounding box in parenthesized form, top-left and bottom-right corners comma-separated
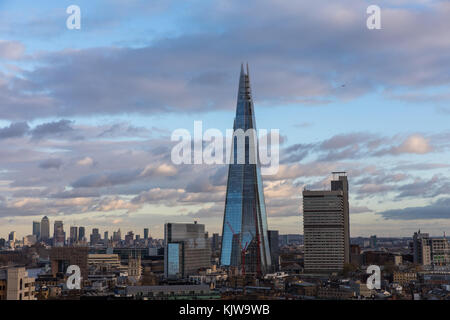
(53, 221, 65, 247)
(69, 226, 78, 245)
(164, 222, 211, 279)
(303, 172, 350, 273)
(32, 221, 40, 241)
(40, 216, 50, 241)
(220, 65, 271, 276)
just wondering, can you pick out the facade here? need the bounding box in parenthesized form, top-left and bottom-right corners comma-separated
(50, 247, 89, 281)
(0, 267, 36, 300)
(302, 172, 350, 273)
(90, 228, 101, 245)
(78, 226, 86, 242)
(164, 222, 211, 279)
(40, 216, 50, 242)
(8, 231, 16, 243)
(393, 272, 417, 285)
(413, 230, 430, 265)
(220, 65, 271, 276)
(268, 230, 280, 272)
(413, 231, 450, 266)
(69, 226, 78, 245)
(32, 221, 41, 241)
(53, 220, 65, 247)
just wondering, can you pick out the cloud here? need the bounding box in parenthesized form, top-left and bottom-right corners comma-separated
(38, 158, 63, 170)
(0, 40, 25, 60)
(377, 197, 450, 220)
(1, 1, 450, 119)
(377, 134, 433, 155)
(0, 122, 29, 139)
(76, 157, 95, 167)
(30, 120, 74, 140)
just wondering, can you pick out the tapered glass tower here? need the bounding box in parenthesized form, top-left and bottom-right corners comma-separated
(220, 64, 271, 276)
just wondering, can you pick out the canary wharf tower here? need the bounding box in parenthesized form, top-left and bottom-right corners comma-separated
(220, 64, 271, 276)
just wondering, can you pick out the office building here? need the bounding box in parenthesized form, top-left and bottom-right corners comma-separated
(78, 226, 85, 242)
(220, 65, 271, 276)
(69, 226, 78, 245)
(32, 221, 40, 241)
(125, 231, 134, 246)
(164, 222, 211, 279)
(302, 172, 350, 273)
(8, 231, 16, 243)
(40, 216, 50, 242)
(53, 221, 65, 247)
(144, 228, 149, 240)
(90, 228, 101, 246)
(211, 233, 220, 252)
(268, 230, 280, 272)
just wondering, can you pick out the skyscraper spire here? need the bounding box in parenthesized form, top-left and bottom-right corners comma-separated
(220, 65, 272, 276)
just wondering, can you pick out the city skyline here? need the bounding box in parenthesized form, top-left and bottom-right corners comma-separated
(1, 0, 450, 238)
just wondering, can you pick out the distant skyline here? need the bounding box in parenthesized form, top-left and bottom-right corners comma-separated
(1, 0, 450, 238)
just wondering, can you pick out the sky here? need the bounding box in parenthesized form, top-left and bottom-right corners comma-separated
(0, 0, 450, 239)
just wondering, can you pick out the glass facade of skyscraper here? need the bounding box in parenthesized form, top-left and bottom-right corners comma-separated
(220, 65, 271, 276)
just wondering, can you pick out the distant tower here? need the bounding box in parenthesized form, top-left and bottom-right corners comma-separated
(220, 65, 272, 276)
(69, 226, 78, 245)
(40, 216, 50, 242)
(78, 226, 85, 242)
(32, 221, 41, 241)
(53, 221, 65, 247)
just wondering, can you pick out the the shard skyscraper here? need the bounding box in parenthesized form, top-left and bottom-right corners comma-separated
(220, 64, 271, 276)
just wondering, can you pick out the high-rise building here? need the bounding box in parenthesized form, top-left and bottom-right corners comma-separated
(413, 230, 430, 265)
(69, 226, 78, 245)
(53, 221, 65, 247)
(125, 231, 134, 246)
(303, 172, 350, 273)
(113, 229, 121, 242)
(220, 65, 271, 276)
(144, 228, 149, 240)
(8, 231, 16, 243)
(104, 231, 109, 242)
(164, 222, 211, 279)
(370, 235, 377, 249)
(211, 233, 220, 252)
(90, 228, 101, 246)
(268, 230, 280, 272)
(40, 216, 50, 242)
(78, 226, 85, 242)
(32, 221, 40, 241)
